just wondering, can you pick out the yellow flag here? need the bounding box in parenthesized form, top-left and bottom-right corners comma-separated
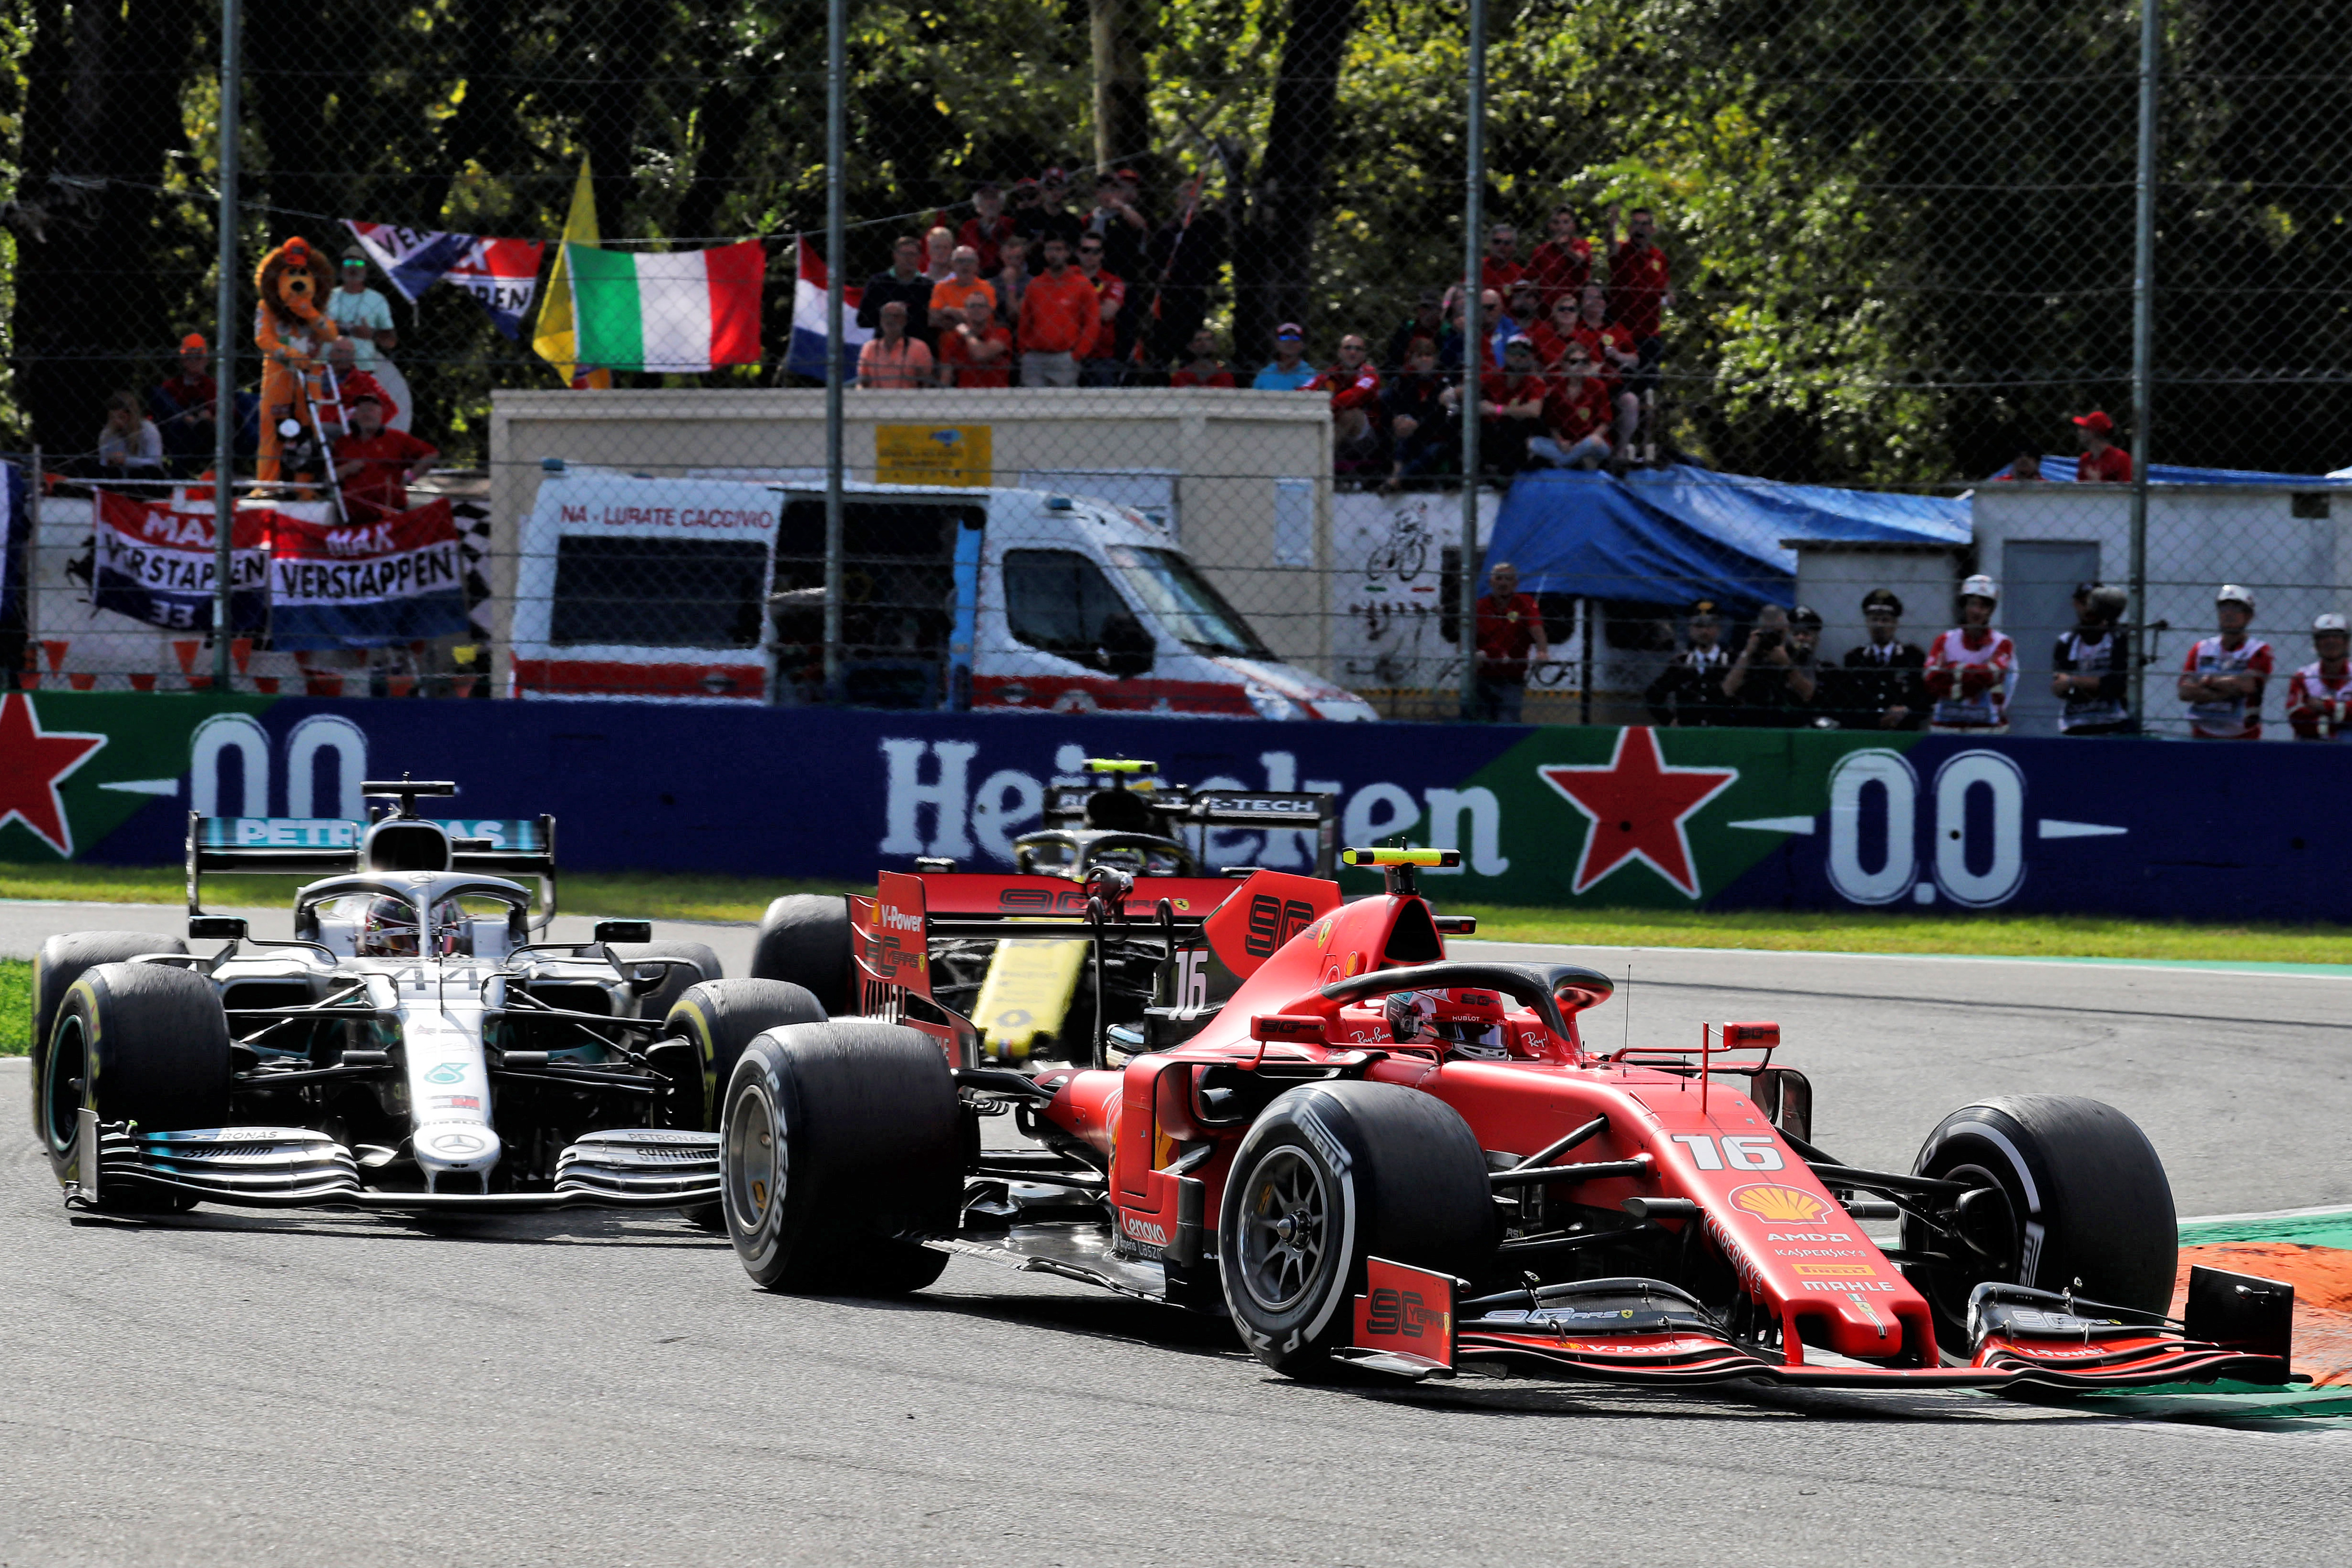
(532, 155, 606, 385)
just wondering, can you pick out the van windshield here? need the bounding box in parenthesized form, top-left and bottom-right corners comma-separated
(1104, 548, 1270, 658)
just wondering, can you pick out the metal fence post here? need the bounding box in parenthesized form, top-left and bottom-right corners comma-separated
(212, 0, 241, 690)
(2127, 0, 2160, 727)
(1456, 0, 1485, 722)
(821, 0, 848, 704)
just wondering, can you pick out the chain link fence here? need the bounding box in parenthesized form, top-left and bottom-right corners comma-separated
(1, 0, 2347, 735)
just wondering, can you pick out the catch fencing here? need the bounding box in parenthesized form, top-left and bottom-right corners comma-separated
(2, 0, 2348, 738)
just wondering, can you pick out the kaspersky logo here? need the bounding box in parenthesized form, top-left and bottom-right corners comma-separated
(1536, 728, 1736, 899)
(1728, 1183, 1831, 1224)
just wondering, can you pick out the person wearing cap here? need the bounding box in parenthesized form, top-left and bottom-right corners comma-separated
(1835, 588, 1927, 729)
(1475, 336, 1551, 473)
(1645, 598, 1733, 726)
(1923, 575, 2017, 731)
(2286, 614, 2352, 740)
(958, 181, 1014, 275)
(2051, 582, 2134, 735)
(2178, 585, 2273, 739)
(1473, 560, 1550, 723)
(329, 247, 411, 432)
(1492, 279, 1542, 370)
(152, 332, 218, 472)
(2072, 410, 2131, 483)
(331, 389, 438, 524)
(1014, 235, 1097, 388)
(1252, 323, 1319, 391)
(1721, 604, 1816, 724)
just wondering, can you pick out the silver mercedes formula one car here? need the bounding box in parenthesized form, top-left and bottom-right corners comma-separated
(27, 779, 797, 1217)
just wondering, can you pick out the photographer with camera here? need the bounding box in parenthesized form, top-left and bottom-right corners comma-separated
(1721, 603, 1816, 726)
(2052, 582, 2134, 735)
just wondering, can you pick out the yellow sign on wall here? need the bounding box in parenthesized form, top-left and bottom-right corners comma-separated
(874, 424, 994, 488)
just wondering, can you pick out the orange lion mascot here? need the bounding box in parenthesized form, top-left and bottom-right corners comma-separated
(253, 236, 341, 484)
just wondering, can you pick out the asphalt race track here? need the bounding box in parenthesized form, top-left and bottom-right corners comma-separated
(4, 903, 2348, 1565)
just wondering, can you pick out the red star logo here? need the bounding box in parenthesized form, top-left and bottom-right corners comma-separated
(1537, 727, 1737, 897)
(0, 694, 107, 856)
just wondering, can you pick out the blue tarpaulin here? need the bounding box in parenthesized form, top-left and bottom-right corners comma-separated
(1483, 465, 1970, 616)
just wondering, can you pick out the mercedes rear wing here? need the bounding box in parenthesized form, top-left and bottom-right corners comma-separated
(186, 812, 560, 920)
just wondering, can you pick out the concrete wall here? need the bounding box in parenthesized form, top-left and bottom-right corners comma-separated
(486, 388, 1334, 691)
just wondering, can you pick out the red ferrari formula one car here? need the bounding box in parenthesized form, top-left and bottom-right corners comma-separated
(708, 848, 2299, 1391)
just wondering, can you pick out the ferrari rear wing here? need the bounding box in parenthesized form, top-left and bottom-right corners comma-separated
(186, 812, 559, 918)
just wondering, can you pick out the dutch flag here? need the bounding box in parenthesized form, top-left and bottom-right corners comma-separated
(788, 238, 870, 383)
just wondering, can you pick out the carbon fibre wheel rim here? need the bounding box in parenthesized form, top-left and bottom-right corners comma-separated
(44, 1015, 86, 1158)
(1237, 1147, 1332, 1314)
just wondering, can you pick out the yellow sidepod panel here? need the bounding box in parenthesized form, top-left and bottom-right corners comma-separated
(972, 937, 1092, 1061)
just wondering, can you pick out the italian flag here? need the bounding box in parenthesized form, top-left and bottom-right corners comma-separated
(565, 241, 767, 372)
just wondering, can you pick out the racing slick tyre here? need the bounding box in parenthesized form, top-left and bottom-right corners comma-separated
(1218, 1081, 1497, 1380)
(30, 931, 186, 1141)
(612, 940, 726, 1027)
(719, 1019, 959, 1295)
(1904, 1095, 2177, 1360)
(662, 979, 829, 1228)
(749, 895, 854, 1016)
(44, 962, 231, 1210)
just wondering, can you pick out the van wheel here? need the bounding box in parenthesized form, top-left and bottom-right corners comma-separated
(46, 963, 231, 1209)
(31, 931, 186, 1141)
(1902, 1095, 2177, 1359)
(1218, 1082, 1496, 1380)
(662, 979, 827, 1228)
(749, 895, 854, 1015)
(720, 1020, 959, 1295)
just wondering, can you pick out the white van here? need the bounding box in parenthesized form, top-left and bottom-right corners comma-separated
(510, 465, 1375, 719)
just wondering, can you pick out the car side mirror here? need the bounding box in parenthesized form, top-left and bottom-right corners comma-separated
(1099, 612, 1155, 679)
(190, 916, 248, 941)
(593, 920, 652, 944)
(1250, 1014, 1326, 1044)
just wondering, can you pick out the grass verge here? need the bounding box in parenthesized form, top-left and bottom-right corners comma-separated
(10, 863, 2352, 968)
(1, 960, 28, 1055)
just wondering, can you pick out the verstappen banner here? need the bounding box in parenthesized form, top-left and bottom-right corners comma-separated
(268, 498, 469, 649)
(344, 221, 546, 340)
(91, 490, 270, 632)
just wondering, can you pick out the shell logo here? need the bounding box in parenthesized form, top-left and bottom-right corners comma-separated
(1729, 1184, 1830, 1224)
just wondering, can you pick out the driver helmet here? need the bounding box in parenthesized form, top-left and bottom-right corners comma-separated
(359, 895, 420, 957)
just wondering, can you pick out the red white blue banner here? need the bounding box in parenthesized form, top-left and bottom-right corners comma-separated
(268, 498, 469, 649)
(91, 490, 270, 633)
(787, 238, 870, 382)
(344, 222, 547, 340)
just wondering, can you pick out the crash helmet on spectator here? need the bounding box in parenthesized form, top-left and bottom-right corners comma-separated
(1959, 573, 1999, 605)
(2217, 583, 2255, 612)
(2316, 612, 2348, 635)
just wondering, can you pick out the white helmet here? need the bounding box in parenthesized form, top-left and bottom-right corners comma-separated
(2315, 612, 2347, 634)
(1959, 574, 1998, 603)
(2217, 583, 2255, 611)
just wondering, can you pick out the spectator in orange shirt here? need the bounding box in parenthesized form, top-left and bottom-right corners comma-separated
(1480, 222, 1526, 297)
(928, 245, 998, 334)
(2072, 410, 2132, 482)
(1016, 236, 1097, 388)
(938, 297, 1013, 388)
(1169, 328, 1235, 389)
(857, 300, 935, 388)
(1526, 205, 1592, 313)
(1308, 333, 1384, 472)
(1073, 233, 1130, 385)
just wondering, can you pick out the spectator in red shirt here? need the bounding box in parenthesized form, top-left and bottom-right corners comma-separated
(937, 298, 1013, 388)
(152, 331, 218, 472)
(1169, 328, 1235, 388)
(1480, 222, 1526, 297)
(1017, 237, 1098, 387)
(1476, 337, 1551, 474)
(1473, 560, 1550, 723)
(1530, 346, 1614, 469)
(2072, 410, 2132, 482)
(319, 337, 398, 438)
(1308, 333, 1384, 472)
(957, 181, 1014, 274)
(1607, 203, 1672, 402)
(1073, 233, 1129, 385)
(1526, 206, 1592, 313)
(1572, 283, 1642, 448)
(331, 393, 437, 523)
(1997, 449, 2044, 481)
(1528, 294, 1583, 369)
